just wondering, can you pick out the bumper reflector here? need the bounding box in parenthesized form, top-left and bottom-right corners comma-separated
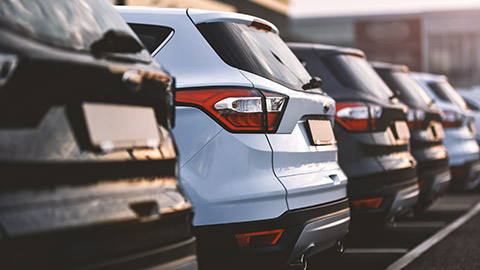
(418, 179, 426, 189)
(451, 166, 465, 176)
(352, 197, 383, 210)
(235, 229, 284, 248)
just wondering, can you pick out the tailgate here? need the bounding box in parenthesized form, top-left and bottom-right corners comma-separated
(261, 86, 347, 210)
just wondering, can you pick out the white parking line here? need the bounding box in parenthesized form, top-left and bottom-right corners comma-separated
(386, 200, 480, 270)
(392, 221, 446, 228)
(344, 248, 408, 254)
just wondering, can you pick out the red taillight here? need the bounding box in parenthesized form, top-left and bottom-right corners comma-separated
(335, 102, 382, 131)
(406, 109, 425, 130)
(175, 88, 287, 132)
(235, 229, 284, 248)
(441, 110, 463, 128)
(352, 197, 383, 210)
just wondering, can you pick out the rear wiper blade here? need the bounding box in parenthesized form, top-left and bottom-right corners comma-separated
(302, 77, 323, 90)
(90, 30, 143, 54)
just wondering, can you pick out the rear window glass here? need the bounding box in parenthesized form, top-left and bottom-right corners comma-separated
(197, 21, 312, 91)
(0, 0, 146, 55)
(428, 82, 467, 109)
(380, 71, 433, 107)
(465, 99, 480, 111)
(129, 24, 173, 54)
(323, 54, 394, 100)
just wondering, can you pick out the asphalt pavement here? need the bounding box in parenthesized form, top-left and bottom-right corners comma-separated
(308, 190, 480, 270)
(402, 203, 480, 270)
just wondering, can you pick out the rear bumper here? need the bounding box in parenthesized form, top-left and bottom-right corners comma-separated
(193, 198, 349, 269)
(0, 225, 197, 270)
(348, 168, 419, 220)
(450, 159, 480, 190)
(0, 189, 196, 270)
(416, 158, 451, 206)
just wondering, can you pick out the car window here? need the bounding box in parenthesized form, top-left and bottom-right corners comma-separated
(197, 21, 313, 91)
(382, 71, 433, 107)
(428, 81, 467, 109)
(0, 0, 147, 56)
(129, 24, 173, 54)
(323, 54, 395, 101)
(464, 99, 480, 111)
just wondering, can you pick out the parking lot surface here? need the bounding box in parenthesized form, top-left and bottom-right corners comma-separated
(309, 191, 480, 269)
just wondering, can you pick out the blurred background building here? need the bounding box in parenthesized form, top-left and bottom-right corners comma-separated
(112, 0, 480, 88)
(290, 9, 480, 88)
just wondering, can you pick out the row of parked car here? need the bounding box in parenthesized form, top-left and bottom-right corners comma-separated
(1, 1, 479, 270)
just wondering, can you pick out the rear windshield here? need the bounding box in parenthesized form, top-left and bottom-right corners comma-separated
(197, 21, 312, 91)
(0, 0, 147, 56)
(323, 54, 394, 100)
(428, 81, 467, 110)
(381, 71, 433, 107)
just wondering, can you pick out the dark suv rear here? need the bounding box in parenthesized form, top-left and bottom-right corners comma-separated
(290, 43, 419, 225)
(0, 1, 196, 269)
(372, 62, 451, 211)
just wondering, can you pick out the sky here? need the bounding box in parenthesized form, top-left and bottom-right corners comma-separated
(289, 0, 480, 18)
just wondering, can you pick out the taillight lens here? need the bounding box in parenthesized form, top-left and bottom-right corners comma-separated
(441, 110, 463, 128)
(406, 109, 425, 130)
(175, 88, 287, 132)
(335, 102, 382, 131)
(235, 229, 284, 248)
(0, 53, 18, 90)
(351, 197, 383, 210)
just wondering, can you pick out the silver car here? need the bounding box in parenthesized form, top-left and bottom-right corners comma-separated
(412, 72, 480, 190)
(118, 7, 349, 270)
(457, 88, 480, 145)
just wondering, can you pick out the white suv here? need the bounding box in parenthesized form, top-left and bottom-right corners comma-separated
(412, 72, 480, 190)
(118, 7, 349, 269)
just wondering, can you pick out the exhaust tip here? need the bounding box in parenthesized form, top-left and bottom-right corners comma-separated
(289, 253, 307, 270)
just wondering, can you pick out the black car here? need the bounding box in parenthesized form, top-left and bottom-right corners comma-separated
(0, 1, 196, 269)
(372, 62, 451, 211)
(289, 43, 419, 226)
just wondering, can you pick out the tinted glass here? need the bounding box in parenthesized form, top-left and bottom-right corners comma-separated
(428, 81, 467, 109)
(129, 24, 173, 54)
(465, 99, 480, 111)
(197, 22, 312, 90)
(323, 54, 394, 100)
(381, 71, 433, 107)
(0, 0, 146, 54)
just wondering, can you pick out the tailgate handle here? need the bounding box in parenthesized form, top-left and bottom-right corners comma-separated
(129, 200, 160, 221)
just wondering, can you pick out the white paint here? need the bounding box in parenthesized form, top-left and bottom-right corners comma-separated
(386, 201, 480, 270)
(392, 221, 446, 228)
(344, 248, 408, 254)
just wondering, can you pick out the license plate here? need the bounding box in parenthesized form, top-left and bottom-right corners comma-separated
(82, 103, 160, 152)
(307, 119, 336, 145)
(395, 121, 410, 140)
